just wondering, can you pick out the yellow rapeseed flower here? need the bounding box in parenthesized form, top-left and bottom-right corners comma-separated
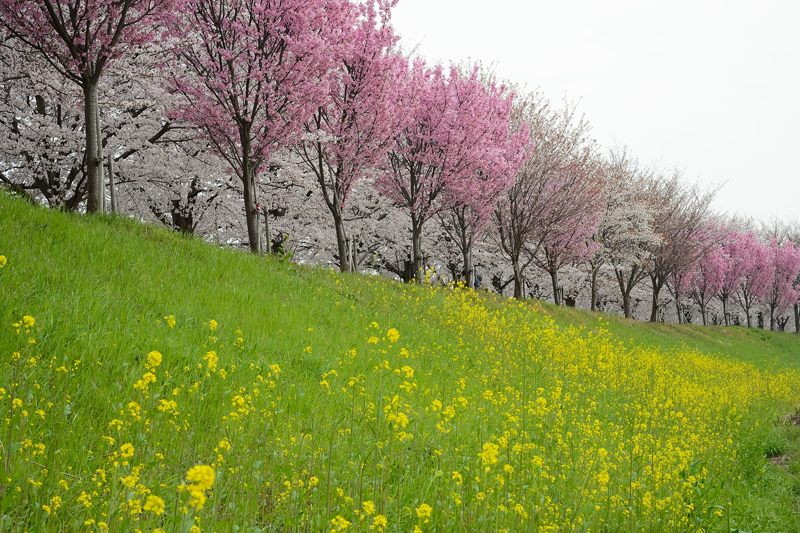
(479, 442, 499, 467)
(416, 503, 432, 521)
(203, 351, 219, 372)
(186, 464, 215, 491)
(120, 443, 135, 458)
(371, 515, 387, 531)
(386, 328, 400, 343)
(330, 515, 351, 531)
(145, 350, 163, 370)
(77, 491, 92, 508)
(144, 494, 165, 515)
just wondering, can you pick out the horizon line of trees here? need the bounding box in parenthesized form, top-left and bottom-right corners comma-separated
(2, 0, 799, 332)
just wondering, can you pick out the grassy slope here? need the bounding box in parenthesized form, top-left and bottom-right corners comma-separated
(546, 301, 800, 371)
(3, 193, 799, 379)
(1, 193, 799, 530)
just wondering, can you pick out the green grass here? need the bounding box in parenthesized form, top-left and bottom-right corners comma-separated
(1, 192, 799, 531)
(546, 304, 800, 371)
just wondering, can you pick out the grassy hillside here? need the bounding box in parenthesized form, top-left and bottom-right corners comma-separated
(1, 192, 799, 531)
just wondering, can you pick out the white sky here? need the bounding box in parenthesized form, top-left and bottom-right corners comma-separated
(393, 0, 800, 222)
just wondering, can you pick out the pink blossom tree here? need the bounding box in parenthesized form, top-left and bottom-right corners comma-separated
(667, 225, 717, 324)
(438, 73, 528, 289)
(716, 229, 745, 326)
(666, 263, 695, 324)
(165, 0, 351, 253)
(644, 173, 715, 322)
(687, 243, 728, 325)
(296, 0, 404, 271)
(727, 231, 770, 327)
(494, 97, 595, 299)
(761, 239, 800, 330)
(377, 62, 520, 283)
(0, 0, 172, 213)
(532, 157, 604, 305)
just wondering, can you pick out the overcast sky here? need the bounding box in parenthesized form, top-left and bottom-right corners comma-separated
(393, 0, 800, 222)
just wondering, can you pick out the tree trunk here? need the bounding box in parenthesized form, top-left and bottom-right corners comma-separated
(256, 209, 262, 253)
(462, 244, 474, 289)
(616, 271, 632, 319)
(107, 154, 117, 214)
(590, 268, 598, 311)
(649, 280, 661, 323)
(239, 132, 260, 254)
(333, 211, 349, 273)
(550, 269, 560, 305)
(699, 303, 707, 326)
(83, 80, 102, 213)
(722, 296, 729, 326)
(794, 304, 799, 333)
(95, 103, 105, 212)
(512, 257, 524, 299)
(263, 207, 270, 255)
(769, 307, 776, 331)
(674, 294, 682, 324)
(411, 216, 424, 284)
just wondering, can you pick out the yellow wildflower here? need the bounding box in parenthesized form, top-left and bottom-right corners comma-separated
(479, 442, 499, 467)
(416, 503, 432, 522)
(186, 465, 215, 491)
(77, 491, 92, 508)
(330, 515, 351, 531)
(371, 515, 387, 531)
(145, 350, 163, 370)
(120, 443, 135, 458)
(144, 494, 165, 515)
(204, 351, 219, 372)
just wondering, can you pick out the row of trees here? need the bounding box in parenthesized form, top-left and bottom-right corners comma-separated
(2, 0, 799, 330)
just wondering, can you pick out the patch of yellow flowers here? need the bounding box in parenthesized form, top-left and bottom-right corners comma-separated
(2, 283, 800, 531)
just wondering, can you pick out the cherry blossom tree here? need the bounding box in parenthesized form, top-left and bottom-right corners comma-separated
(727, 231, 770, 328)
(0, 38, 214, 215)
(0, 39, 85, 208)
(494, 96, 594, 299)
(588, 149, 659, 315)
(165, 0, 351, 253)
(532, 156, 603, 304)
(377, 61, 519, 283)
(296, 0, 404, 271)
(438, 73, 528, 289)
(761, 239, 800, 330)
(666, 263, 695, 324)
(644, 172, 715, 322)
(666, 225, 721, 324)
(687, 241, 729, 325)
(0, 0, 172, 212)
